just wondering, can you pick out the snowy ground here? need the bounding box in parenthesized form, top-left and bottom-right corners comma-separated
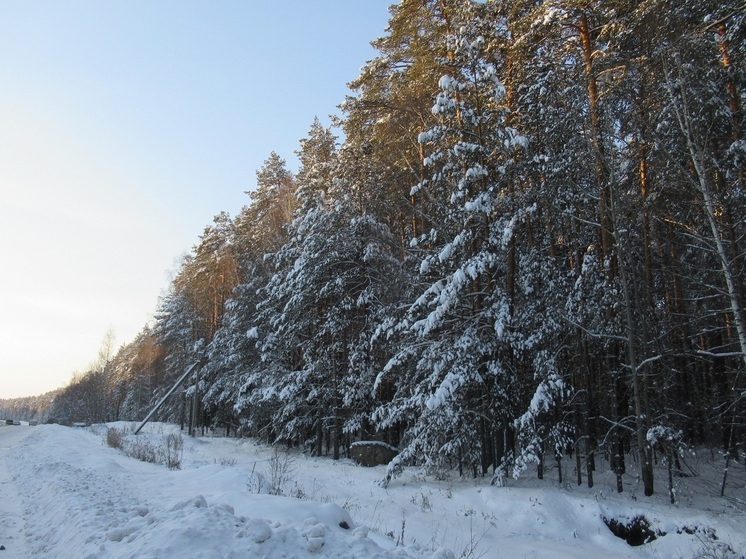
(0, 422, 744, 559)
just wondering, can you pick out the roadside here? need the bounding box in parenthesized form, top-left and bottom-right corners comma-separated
(0, 425, 35, 559)
(2, 422, 744, 558)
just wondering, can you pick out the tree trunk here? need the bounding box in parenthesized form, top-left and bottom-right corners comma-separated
(618, 222, 654, 495)
(609, 156, 654, 495)
(578, 14, 613, 264)
(537, 451, 544, 481)
(668, 448, 676, 504)
(720, 453, 731, 498)
(315, 415, 323, 457)
(333, 353, 341, 461)
(666, 60, 746, 372)
(718, 24, 742, 158)
(190, 383, 200, 438)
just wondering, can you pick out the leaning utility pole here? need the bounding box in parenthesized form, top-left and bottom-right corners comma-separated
(134, 360, 204, 435)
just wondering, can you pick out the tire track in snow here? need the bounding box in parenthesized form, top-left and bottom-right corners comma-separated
(6, 426, 151, 558)
(0, 425, 35, 559)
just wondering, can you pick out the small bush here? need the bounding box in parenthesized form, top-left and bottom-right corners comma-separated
(290, 482, 306, 500)
(162, 433, 183, 470)
(245, 447, 296, 495)
(106, 428, 124, 449)
(267, 446, 295, 496)
(692, 538, 743, 559)
(128, 439, 158, 464)
(411, 491, 432, 512)
(104, 427, 185, 470)
(246, 462, 268, 494)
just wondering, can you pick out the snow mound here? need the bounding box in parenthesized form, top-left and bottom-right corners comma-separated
(6, 425, 435, 558)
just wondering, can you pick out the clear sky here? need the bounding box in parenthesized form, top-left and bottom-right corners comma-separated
(0, 1, 392, 399)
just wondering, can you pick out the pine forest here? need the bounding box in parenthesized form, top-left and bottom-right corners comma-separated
(6, 0, 746, 498)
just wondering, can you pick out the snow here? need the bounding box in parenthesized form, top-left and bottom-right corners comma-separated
(426, 372, 464, 411)
(437, 75, 458, 93)
(350, 441, 397, 452)
(2, 423, 745, 559)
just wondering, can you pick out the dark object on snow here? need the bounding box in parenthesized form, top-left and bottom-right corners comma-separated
(350, 441, 398, 467)
(1, 544, 6, 550)
(603, 515, 660, 546)
(339, 521, 350, 529)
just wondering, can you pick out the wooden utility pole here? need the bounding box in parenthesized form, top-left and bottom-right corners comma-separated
(135, 360, 203, 435)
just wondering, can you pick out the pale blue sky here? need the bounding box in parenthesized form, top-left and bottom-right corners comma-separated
(0, 1, 392, 398)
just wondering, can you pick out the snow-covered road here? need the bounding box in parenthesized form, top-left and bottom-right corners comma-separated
(0, 425, 34, 558)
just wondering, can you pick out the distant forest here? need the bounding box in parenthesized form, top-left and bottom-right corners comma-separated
(4, 0, 744, 497)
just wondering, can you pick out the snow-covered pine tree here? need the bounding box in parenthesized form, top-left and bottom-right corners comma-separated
(342, 0, 456, 242)
(653, 0, 746, 471)
(212, 154, 298, 439)
(374, 1, 564, 483)
(255, 121, 407, 459)
(153, 284, 206, 426)
(251, 122, 341, 454)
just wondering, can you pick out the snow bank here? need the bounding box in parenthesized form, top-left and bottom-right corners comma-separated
(4, 423, 745, 559)
(6, 425, 433, 558)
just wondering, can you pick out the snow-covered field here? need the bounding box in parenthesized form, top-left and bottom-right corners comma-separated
(0, 422, 744, 559)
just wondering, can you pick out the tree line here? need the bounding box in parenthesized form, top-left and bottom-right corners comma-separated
(27, 0, 746, 497)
